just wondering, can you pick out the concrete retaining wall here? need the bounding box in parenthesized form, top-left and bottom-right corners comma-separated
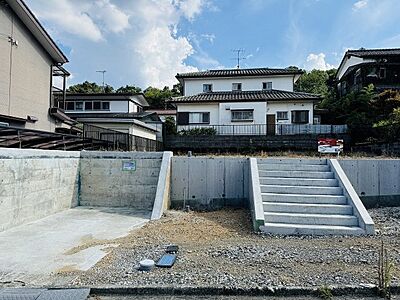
(339, 159, 400, 207)
(170, 157, 400, 210)
(0, 149, 80, 232)
(170, 157, 249, 209)
(79, 152, 163, 210)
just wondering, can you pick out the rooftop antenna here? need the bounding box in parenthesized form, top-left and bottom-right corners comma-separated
(231, 49, 246, 69)
(96, 70, 107, 92)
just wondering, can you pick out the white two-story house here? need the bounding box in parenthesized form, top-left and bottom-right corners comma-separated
(170, 67, 322, 135)
(64, 93, 160, 140)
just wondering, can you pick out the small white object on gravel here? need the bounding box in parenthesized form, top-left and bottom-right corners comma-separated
(139, 259, 155, 271)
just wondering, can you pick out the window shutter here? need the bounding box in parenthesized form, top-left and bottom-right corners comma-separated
(203, 112, 210, 123)
(177, 112, 189, 125)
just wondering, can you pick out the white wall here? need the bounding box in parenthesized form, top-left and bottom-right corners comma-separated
(64, 101, 138, 113)
(177, 101, 313, 126)
(177, 103, 219, 124)
(267, 101, 314, 124)
(337, 56, 375, 80)
(130, 125, 157, 140)
(219, 102, 266, 125)
(184, 76, 294, 96)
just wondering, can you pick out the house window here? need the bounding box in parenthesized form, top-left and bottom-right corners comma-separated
(85, 101, 93, 110)
(262, 82, 272, 90)
(189, 112, 210, 124)
(291, 110, 309, 124)
(75, 102, 83, 111)
(354, 68, 361, 85)
(231, 110, 254, 122)
(93, 101, 101, 110)
(276, 111, 288, 120)
(66, 102, 75, 110)
(102, 102, 110, 110)
(203, 84, 212, 92)
(379, 68, 386, 79)
(232, 83, 242, 91)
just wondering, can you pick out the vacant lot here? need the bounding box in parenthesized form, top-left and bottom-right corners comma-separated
(59, 207, 400, 289)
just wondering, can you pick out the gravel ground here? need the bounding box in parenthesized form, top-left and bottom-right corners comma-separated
(57, 207, 400, 289)
(90, 296, 397, 300)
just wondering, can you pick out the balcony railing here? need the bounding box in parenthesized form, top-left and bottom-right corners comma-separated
(177, 124, 348, 136)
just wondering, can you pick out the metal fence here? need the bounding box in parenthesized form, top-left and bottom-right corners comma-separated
(83, 124, 163, 151)
(177, 124, 348, 136)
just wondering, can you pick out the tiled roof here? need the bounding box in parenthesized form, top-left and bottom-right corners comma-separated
(66, 112, 155, 119)
(176, 68, 302, 79)
(347, 48, 400, 58)
(169, 90, 320, 103)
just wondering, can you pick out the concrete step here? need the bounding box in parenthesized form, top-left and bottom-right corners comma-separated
(257, 158, 327, 165)
(260, 223, 365, 236)
(261, 185, 342, 195)
(259, 170, 334, 179)
(264, 212, 358, 226)
(259, 177, 338, 187)
(262, 193, 347, 204)
(263, 202, 353, 215)
(258, 164, 330, 172)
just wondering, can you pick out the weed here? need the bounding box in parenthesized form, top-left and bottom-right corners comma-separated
(318, 285, 333, 300)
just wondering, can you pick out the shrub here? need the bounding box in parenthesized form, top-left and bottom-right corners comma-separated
(178, 127, 217, 136)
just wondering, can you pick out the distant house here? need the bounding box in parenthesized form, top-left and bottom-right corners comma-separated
(0, 0, 71, 131)
(64, 93, 160, 140)
(336, 48, 400, 96)
(146, 109, 177, 122)
(169, 67, 323, 135)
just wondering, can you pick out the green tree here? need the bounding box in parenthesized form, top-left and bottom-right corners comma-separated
(164, 116, 176, 135)
(144, 86, 180, 109)
(67, 81, 114, 93)
(294, 69, 331, 96)
(116, 85, 142, 94)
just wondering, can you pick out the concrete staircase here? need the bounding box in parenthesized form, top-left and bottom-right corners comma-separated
(257, 158, 367, 235)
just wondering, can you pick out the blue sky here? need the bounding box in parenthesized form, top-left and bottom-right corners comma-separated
(26, 0, 400, 89)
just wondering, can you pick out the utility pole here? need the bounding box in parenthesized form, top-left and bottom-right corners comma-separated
(231, 49, 246, 69)
(96, 70, 106, 92)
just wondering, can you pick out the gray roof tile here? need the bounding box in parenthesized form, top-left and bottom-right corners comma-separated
(176, 68, 302, 79)
(169, 90, 320, 103)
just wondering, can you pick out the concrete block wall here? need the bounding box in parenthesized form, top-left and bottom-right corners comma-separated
(0, 149, 80, 232)
(79, 152, 163, 210)
(171, 156, 249, 209)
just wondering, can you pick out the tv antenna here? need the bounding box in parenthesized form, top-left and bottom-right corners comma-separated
(231, 49, 246, 68)
(96, 70, 107, 92)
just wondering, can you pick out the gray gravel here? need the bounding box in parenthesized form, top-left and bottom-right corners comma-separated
(59, 207, 400, 289)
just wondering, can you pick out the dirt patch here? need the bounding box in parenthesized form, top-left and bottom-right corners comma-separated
(60, 208, 400, 288)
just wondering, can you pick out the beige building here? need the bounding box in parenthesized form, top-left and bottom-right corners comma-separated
(0, 0, 69, 131)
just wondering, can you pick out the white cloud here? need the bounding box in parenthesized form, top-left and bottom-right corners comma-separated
(30, 0, 103, 42)
(135, 27, 197, 87)
(92, 0, 130, 33)
(177, 0, 206, 21)
(201, 33, 216, 43)
(304, 53, 336, 70)
(353, 0, 368, 11)
(27, 0, 216, 88)
(188, 33, 223, 70)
